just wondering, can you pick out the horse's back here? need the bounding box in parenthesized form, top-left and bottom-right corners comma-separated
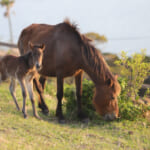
(18, 24, 54, 54)
(18, 22, 83, 77)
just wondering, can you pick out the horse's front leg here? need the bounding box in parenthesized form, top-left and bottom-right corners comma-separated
(9, 78, 20, 111)
(26, 78, 41, 119)
(75, 70, 87, 119)
(19, 79, 27, 118)
(56, 75, 65, 123)
(33, 76, 49, 114)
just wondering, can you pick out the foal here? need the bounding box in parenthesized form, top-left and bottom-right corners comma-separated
(0, 42, 45, 119)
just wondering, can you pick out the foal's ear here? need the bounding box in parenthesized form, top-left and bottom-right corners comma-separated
(40, 44, 45, 51)
(28, 41, 34, 49)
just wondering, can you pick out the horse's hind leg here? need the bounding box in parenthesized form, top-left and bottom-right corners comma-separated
(75, 70, 87, 119)
(56, 75, 65, 123)
(26, 79, 41, 119)
(39, 76, 47, 89)
(19, 79, 27, 118)
(9, 78, 20, 111)
(33, 76, 49, 114)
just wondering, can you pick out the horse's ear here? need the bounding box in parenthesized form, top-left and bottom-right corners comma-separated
(106, 78, 113, 87)
(40, 44, 45, 51)
(115, 74, 118, 80)
(28, 41, 34, 49)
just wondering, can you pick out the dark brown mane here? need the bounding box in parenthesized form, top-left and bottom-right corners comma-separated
(63, 20, 115, 84)
(64, 19, 79, 33)
(82, 36, 115, 82)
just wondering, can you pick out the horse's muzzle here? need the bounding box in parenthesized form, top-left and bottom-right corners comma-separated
(103, 113, 118, 121)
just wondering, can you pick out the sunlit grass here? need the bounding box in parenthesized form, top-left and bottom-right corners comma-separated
(0, 82, 150, 150)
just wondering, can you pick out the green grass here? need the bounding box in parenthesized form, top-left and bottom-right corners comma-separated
(0, 82, 150, 150)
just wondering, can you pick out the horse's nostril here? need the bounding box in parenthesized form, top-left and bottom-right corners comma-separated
(36, 64, 41, 70)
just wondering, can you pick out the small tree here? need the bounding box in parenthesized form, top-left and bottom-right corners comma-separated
(0, 0, 15, 43)
(115, 49, 150, 100)
(85, 32, 107, 45)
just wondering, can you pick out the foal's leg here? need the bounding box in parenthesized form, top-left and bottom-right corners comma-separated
(9, 78, 20, 111)
(75, 70, 87, 119)
(56, 75, 64, 123)
(19, 79, 27, 118)
(26, 79, 41, 119)
(33, 77, 49, 114)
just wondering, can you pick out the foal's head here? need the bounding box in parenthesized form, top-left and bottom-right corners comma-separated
(29, 42, 45, 71)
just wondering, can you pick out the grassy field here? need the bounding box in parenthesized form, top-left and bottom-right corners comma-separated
(0, 81, 150, 150)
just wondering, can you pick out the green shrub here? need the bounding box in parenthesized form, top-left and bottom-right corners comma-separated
(64, 79, 99, 120)
(115, 49, 150, 100)
(118, 77, 147, 120)
(45, 80, 56, 96)
(64, 77, 150, 121)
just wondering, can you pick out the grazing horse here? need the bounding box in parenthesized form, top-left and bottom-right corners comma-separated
(18, 20, 121, 122)
(0, 42, 45, 119)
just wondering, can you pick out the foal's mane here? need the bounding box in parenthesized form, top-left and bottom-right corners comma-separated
(64, 19, 116, 85)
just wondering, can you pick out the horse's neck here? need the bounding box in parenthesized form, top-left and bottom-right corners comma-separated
(83, 65, 103, 84)
(81, 46, 109, 85)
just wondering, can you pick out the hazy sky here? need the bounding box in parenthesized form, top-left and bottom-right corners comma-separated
(0, 0, 150, 55)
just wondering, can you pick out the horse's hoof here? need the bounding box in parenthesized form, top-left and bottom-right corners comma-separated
(38, 104, 49, 115)
(58, 119, 66, 124)
(78, 112, 88, 120)
(81, 118, 90, 124)
(42, 108, 49, 115)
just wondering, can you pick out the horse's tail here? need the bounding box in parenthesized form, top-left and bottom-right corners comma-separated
(18, 31, 25, 56)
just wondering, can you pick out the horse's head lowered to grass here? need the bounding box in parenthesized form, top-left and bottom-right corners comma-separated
(81, 35, 121, 121)
(93, 76, 121, 121)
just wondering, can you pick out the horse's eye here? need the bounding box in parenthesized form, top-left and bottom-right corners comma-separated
(111, 96, 115, 100)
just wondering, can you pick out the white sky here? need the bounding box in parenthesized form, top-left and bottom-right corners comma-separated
(0, 0, 150, 55)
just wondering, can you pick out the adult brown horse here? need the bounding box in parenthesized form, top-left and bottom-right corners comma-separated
(18, 20, 121, 122)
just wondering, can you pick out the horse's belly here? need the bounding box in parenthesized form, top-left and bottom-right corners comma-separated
(40, 65, 80, 78)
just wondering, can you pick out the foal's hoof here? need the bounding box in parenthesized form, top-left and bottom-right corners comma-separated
(23, 114, 28, 119)
(22, 110, 28, 118)
(35, 115, 42, 120)
(16, 107, 20, 111)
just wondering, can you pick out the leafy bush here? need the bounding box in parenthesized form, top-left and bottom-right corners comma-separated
(64, 77, 150, 121)
(118, 77, 148, 120)
(116, 49, 150, 120)
(45, 80, 56, 96)
(64, 79, 98, 120)
(115, 49, 150, 100)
